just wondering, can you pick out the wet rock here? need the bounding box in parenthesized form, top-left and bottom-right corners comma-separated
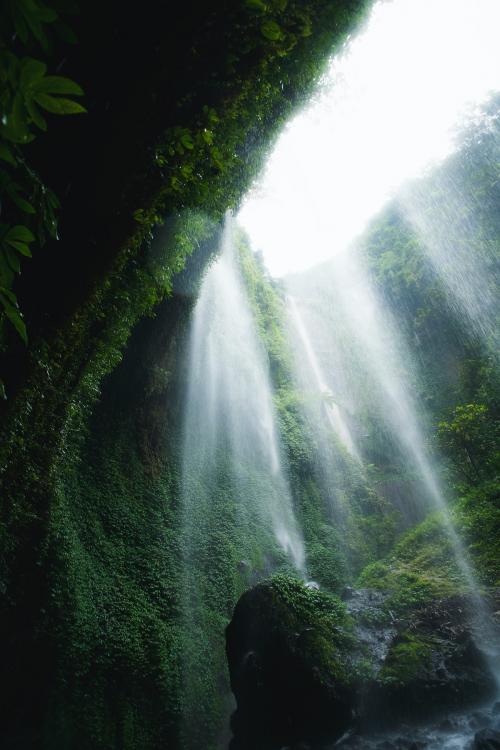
(342, 586, 354, 601)
(345, 588, 396, 675)
(226, 576, 356, 750)
(363, 595, 497, 727)
(227, 583, 498, 748)
(473, 728, 500, 749)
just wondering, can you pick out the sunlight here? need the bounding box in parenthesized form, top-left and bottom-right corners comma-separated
(238, 0, 500, 276)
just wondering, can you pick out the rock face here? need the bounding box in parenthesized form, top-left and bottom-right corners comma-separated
(225, 576, 357, 750)
(226, 580, 499, 749)
(364, 595, 497, 727)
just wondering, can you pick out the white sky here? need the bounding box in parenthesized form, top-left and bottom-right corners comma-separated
(237, 0, 500, 277)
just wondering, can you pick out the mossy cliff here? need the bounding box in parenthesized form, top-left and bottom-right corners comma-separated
(0, 3, 370, 748)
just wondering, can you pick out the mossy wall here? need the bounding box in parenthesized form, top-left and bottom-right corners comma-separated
(0, 4, 370, 747)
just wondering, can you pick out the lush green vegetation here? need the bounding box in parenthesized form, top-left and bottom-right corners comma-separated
(0, 0, 85, 396)
(238, 232, 399, 587)
(354, 98, 500, 604)
(0, 4, 498, 750)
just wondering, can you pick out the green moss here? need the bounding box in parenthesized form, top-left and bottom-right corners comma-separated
(379, 631, 432, 685)
(266, 575, 356, 685)
(357, 512, 474, 615)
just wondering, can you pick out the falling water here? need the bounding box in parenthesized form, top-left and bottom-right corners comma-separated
(179, 214, 306, 747)
(400, 168, 500, 351)
(181, 213, 305, 575)
(287, 294, 360, 461)
(286, 243, 499, 677)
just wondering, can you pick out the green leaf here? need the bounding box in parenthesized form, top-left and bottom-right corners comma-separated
(34, 75, 84, 96)
(202, 129, 213, 145)
(10, 194, 36, 214)
(133, 208, 146, 223)
(0, 286, 17, 305)
(33, 93, 86, 114)
(5, 183, 36, 213)
(5, 248, 21, 273)
(0, 379, 6, 400)
(46, 189, 60, 209)
(20, 0, 51, 50)
(180, 132, 194, 150)
(0, 143, 17, 166)
(11, 92, 31, 141)
(0, 292, 27, 343)
(7, 241, 32, 257)
(261, 20, 282, 41)
(20, 58, 47, 88)
(6, 225, 35, 243)
(12, 5, 30, 44)
(0, 252, 14, 287)
(26, 98, 47, 131)
(245, 0, 267, 12)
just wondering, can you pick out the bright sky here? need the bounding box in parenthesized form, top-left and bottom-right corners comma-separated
(238, 0, 500, 276)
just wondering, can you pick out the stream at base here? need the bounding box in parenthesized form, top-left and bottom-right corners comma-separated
(334, 698, 500, 749)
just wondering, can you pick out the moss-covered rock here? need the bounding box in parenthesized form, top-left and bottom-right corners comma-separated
(226, 575, 357, 749)
(364, 594, 498, 727)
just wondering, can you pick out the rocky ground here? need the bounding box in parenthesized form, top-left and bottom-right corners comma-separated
(225, 578, 500, 750)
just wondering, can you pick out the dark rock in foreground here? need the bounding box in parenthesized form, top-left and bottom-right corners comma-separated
(226, 575, 357, 750)
(363, 594, 497, 728)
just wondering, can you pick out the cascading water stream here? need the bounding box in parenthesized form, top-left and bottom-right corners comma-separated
(289, 244, 499, 677)
(400, 169, 500, 352)
(179, 214, 307, 746)
(287, 294, 360, 462)
(181, 213, 305, 575)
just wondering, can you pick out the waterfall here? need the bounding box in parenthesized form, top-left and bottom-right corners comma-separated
(179, 214, 306, 746)
(287, 294, 360, 462)
(400, 168, 500, 352)
(181, 213, 305, 576)
(286, 243, 499, 672)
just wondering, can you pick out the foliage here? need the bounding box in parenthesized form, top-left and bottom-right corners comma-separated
(0, 3, 373, 746)
(0, 0, 85, 394)
(350, 96, 500, 603)
(3, 6, 499, 750)
(438, 402, 498, 484)
(237, 231, 400, 587)
(266, 574, 356, 684)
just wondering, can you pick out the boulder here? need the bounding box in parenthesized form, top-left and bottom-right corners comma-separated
(364, 595, 497, 726)
(226, 575, 357, 750)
